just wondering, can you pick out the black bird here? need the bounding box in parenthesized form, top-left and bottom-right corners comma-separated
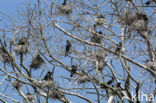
(145, 0, 156, 5)
(137, 13, 148, 22)
(43, 71, 53, 81)
(107, 77, 114, 85)
(115, 42, 122, 53)
(145, 1, 151, 5)
(93, 24, 97, 30)
(62, 0, 67, 5)
(65, 40, 71, 56)
(142, 14, 148, 22)
(98, 31, 102, 35)
(70, 65, 77, 77)
(116, 82, 121, 88)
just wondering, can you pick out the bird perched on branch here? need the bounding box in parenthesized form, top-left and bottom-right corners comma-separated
(107, 77, 114, 85)
(17, 37, 27, 45)
(65, 40, 71, 56)
(145, 0, 156, 5)
(70, 65, 77, 77)
(115, 42, 122, 53)
(62, 0, 67, 5)
(98, 31, 103, 35)
(43, 71, 53, 81)
(34, 70, 56, 89)
(116, 82, 121, 88)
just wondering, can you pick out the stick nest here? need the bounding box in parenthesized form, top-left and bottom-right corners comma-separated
(57, 5, 72, 15)
(76, 73, 90, 84)
(95, 15, 107, 26)
(30, 54, 45, 69)
(118, 12, 149, 31)
(14, 37, 29, 54)
(0, 47, 11, 64)
(90, 31, 103, 44)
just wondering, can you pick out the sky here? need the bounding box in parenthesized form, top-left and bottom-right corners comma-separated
(0, 0, 155, 103)
(0, 0, 98, 102)
(0, 1, 29, 102)
(0, 1, 71, 103)
(0, 0, 24, 16)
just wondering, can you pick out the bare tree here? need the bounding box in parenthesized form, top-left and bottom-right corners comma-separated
(0, 0, 156, 103)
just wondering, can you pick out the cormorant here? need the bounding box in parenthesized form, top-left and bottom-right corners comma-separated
(107, 77, 114, 85)
(115, 42, 122, 53)
(70, 65, 77, 77)
(62, 0, 67, 5)
(65, 40, 71, 56)
(43, 71, 53, 81)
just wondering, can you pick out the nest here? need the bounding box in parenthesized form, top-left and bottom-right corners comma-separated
(131, 20, 148, 31)
(118, 12, 149, 31)
(96, 49, 106, 61)
(12, 80, 23, 88)
(34, 71, 55, 88)
(76, 73, 90, 84)
(90, 49, 107, 61)
(57, 4, 72, 15)
(95, 15, 107, 26)
(34, 80, 65, 101)
(14, 45, 28, 54)
(0, 47, 11, 64)
(48, 88, 64, 99)
(90, 31, 103, 44)
(92, 60, 106, 71)
(34, 80, 56, 89)
(30, 55, 45, 69)
(127, 12, 148, 25)
(14, 37, 29, 55)
(42, 80, 56, 88)
(90, 49, 107, 71)
(26, 93, 36, 102)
